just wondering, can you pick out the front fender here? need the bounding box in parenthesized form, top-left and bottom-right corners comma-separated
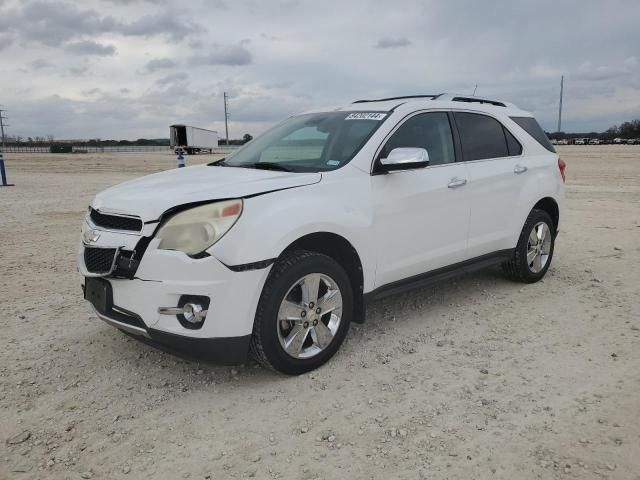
(210, 172, 377, 291)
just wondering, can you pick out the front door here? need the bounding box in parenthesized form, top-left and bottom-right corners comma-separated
(372, 111, 471, 288)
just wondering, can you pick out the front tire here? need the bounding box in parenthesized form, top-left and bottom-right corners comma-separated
(502, 209, 556, 283)
(250, 250, 353, 375)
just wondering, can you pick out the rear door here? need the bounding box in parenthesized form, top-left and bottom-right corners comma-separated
(372, 111, 470, 287)
(452, 112, 526, 258)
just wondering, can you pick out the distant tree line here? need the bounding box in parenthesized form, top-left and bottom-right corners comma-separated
(4, 134, 255, 147)
(547, 119, 640, 140)
(219, 133, 253, 146)
(3, 136, 170, 147)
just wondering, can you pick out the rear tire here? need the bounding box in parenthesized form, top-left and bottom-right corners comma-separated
(250, 250, 353, 375)
(502, 209, 556, 283)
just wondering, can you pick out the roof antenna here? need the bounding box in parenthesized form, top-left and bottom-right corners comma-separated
(473, 84, 478, 96)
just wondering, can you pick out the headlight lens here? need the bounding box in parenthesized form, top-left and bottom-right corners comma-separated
(156, 199, 243, 256)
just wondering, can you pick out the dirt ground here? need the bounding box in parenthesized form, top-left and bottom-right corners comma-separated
(1, 146, 639, 480)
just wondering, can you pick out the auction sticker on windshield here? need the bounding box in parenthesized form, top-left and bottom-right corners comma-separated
(345, 112, 387, 121)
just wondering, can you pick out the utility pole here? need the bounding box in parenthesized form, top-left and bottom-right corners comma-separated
(473, 84, 478, 96)
(557, 75, 564, 133)
(0, 107, 14, 187)
(223, 92, 230, 145)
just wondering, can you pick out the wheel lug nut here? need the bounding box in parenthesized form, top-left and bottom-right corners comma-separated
(309, 302, 314, 308)
(313, 319, 318, 326)
(316, 308, 321, 314)
(303, 321, 309, 328)
(301, 310, 306, 317)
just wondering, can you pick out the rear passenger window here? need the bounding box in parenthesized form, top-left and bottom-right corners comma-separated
(454, 112, 510, 161)
(381, 112, 455, 166)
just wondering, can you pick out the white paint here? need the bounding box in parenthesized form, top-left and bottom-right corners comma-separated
(79, 95, 564, 347)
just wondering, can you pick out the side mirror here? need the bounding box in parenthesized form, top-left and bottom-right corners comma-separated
(379, 147, 430, 173)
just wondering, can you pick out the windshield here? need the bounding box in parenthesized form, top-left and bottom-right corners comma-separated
(215, 111, 388, 172)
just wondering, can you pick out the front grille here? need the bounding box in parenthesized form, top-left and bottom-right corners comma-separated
(90, 209, 142, 232)
(84, 247, 117, 274)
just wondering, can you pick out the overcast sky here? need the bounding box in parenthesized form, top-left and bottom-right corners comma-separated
(1, 0, 639, 140)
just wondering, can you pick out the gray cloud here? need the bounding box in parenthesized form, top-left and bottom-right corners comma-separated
(0, 1, 119, 46)
(102, 0, 166, 3)
(2, 0, 640, 138)
(29, 58, 52, 70)
(0, 33, 14, 50)
(156, 72, 189, 85)
(190, 43, 253, 66)
(143, 58, 177, 73)
(65, 40, 116, 56)
(82, 87, 102, 96)
(68, 65, 89, 76)
(120, 12, 204, 41)
(0, 0, 203, 47)
(374, 37, 412, 49)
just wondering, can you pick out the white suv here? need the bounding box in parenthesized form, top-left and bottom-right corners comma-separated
(79, 93, 566, 374)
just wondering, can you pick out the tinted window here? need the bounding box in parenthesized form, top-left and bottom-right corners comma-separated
(454, 112, 509, 161)
(504, 128, 523, 156)
(510, 116, 556, 152)
(381, 112, 455, 166)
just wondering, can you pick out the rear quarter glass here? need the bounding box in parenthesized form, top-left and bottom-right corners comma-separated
(510, 116, 556, 153)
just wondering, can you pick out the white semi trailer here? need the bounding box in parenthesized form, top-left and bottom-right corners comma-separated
(170, 125, 218, 154)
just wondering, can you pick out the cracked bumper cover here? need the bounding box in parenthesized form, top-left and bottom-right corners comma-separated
(80, 244, 272, 363)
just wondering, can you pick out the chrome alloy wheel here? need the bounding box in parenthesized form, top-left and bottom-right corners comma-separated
(527, 221, 552, 273)
(276, 273, 343, 359)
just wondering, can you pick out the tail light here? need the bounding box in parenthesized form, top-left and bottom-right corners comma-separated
(558, 158, 566, 183)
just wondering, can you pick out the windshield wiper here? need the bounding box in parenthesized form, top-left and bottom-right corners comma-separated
(239, 162, 294, 172)
(208, 158, 227, 166)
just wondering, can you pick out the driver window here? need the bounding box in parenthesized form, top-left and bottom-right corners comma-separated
(381, 112, 455, 166)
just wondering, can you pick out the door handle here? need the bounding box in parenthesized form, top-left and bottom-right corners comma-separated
(448, 177, 467, 189)
(514, 164, 528, 174)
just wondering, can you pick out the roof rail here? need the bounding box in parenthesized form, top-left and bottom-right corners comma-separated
(352, 94, 439, 104)
(433, 93, 507, 107)
(451, 96, 506, 107)
(352, 93, 515, 109)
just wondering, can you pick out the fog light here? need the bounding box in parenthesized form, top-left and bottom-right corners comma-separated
(158, 295, 210, 330)
(182, 303, 206, 324)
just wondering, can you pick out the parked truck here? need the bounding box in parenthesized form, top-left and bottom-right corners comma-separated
(170, 125, 218, 155)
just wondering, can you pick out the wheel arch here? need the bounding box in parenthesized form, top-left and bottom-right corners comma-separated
(280, 232, 366, 324)
(532, 197, 560, 232)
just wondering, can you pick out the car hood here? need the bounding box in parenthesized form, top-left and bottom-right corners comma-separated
(92, 165, 321, 222)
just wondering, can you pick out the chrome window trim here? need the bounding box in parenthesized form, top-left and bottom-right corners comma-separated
(370, 107, 526, 174)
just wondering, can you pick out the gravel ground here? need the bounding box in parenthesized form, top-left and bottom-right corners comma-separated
(1, 146, 639, 479)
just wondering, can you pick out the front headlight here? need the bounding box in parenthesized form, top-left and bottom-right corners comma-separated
(156, 199, 243, 256)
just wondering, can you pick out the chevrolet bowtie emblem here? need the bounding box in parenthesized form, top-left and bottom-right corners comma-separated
(84, 228, 101, 244)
